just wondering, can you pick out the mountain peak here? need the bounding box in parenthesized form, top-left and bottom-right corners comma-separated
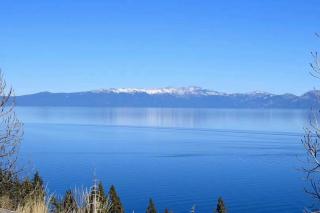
(16, 88, 319, 108)
(92, 86, 225, 96)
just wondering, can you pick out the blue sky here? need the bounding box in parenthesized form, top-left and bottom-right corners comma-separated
(1, 0, 320, 95)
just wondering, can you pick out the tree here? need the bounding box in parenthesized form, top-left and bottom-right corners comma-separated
(88, 181, 110, 213)
(0, 72, 45, 210)
(0, 71, 23, 207)
(146, 198, 157, 213)
(63, 190, 78, 212)
(98, 181, 107, 205)
(301, 41, 320, 205)
(0, 71, 23, 209)
(32, 171, 45, 199)
(0, 71, 23, 172)
(215, 197, 227, 213)
(33, 171, 43, 187)
(109, 185, 124, 213)
(18, 178, 35, 207)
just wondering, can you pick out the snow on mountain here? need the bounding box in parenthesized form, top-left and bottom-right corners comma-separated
(245, 91, 275, 96)
(91, 87, 287, 97)
(92, 86, 226, 96)
(16, 88, 320, 108)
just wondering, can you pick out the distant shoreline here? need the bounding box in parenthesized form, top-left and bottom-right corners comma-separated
(14, 89, 320, 109)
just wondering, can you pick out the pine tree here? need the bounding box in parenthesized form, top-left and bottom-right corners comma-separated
(20, 178, 34, 204)
(32, 171, 45, 199)
(215, 197, 227, 213)
(89, 181, 109, 212)
(63, 190, 78, 212)
(146, 198, 157, 213)
(33, 171, 43, 187)
(109, 185, 124, 213)
(98, 181, 107, 205)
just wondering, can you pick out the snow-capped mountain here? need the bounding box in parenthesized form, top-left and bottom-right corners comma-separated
(15, 87, 320, 108)
(92, 86, 225, 96)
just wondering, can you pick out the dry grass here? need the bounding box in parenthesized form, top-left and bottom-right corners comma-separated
(0, 186, 112, 213)
(16, 198, 48, 213)
(0, 195, 13, 210)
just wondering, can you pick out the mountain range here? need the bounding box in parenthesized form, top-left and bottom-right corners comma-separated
(15, 86, 320, 108)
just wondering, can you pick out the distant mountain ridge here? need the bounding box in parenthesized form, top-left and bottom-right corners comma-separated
(92, 86, 225, 96)
(15, 87, 320, 108)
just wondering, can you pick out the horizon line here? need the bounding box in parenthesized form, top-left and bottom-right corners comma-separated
(14, 86, 318, 97)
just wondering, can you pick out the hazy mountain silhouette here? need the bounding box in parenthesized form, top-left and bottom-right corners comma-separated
(15, 87, 320, 108)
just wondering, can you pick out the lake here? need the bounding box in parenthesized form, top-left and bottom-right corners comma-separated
(16, 107, 314, 212)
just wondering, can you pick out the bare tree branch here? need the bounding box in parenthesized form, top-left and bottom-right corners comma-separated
(0, 70, 23, 172)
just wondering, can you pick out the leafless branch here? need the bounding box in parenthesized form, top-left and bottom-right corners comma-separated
(302, 40, 320, 208)
(0, 71, 23, 173)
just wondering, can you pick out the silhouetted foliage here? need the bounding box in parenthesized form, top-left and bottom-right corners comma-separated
(109, 185, 124, 213)
(215, 197, 227, 213)
(88, 181, 110, 212)
(98, 181, 107, 206)
(0, 71, 23, 172)
(33, 171, 43, 187)
(0, 169, 46, 210)
(32, 171, 45, 199)
(63, 190, 78, 212)
(301, 37, 320, 209)
(0, 71, 26, 211)
(146, 198, 157, 213)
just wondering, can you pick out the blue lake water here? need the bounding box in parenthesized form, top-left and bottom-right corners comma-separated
(16, 107, 314, 212)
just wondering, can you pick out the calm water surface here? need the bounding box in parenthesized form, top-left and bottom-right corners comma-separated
(16, 107, 313, 212)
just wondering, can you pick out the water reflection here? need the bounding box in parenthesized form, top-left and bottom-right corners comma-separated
(17, 107, 312, 212)
(16, 107, 309, 132)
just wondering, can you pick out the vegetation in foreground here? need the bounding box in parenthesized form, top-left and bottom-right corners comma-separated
(0, 169, 227, 213)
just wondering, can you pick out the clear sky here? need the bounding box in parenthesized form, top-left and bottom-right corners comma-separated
(1, 0, 320, 95)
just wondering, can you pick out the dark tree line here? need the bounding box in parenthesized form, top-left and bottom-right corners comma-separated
(0, 170, 45, 210)
(50, 183, 227, 213)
